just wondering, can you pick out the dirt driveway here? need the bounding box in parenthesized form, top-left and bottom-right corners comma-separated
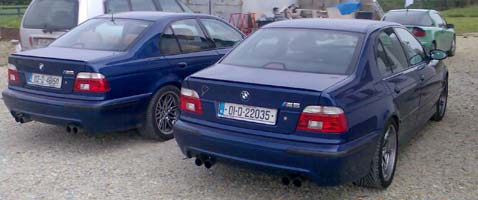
(0, 37, 477, 199)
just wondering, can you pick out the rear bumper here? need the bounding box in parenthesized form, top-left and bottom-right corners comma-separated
(2, 88, 151, 133)
(174, 120, 380, 186)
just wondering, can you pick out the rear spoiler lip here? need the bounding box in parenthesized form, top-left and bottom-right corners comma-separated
(9, 54, 88, 64)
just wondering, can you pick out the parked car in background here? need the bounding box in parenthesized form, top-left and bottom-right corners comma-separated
(382, 9, 456, 56)
(20, 0, 193, 51)
(174, 19, 449, 188)
(4, 12, 244, 140)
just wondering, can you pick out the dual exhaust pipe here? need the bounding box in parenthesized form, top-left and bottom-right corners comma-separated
(281, 175, 304, 187)
(13, 113, 81, 134)
(66, 124, 81, 134)
(14, 114, 31, 124)
(194, 155, 216, 169)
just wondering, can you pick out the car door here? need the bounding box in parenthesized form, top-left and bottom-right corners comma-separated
(198, 18, 245, 58)
(161, 19, 219, 80)
(395, 28, 445, 126)
(377, 28, 421, 143)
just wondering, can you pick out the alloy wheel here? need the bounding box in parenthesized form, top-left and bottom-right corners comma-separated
(438, 84, 448, 117)
(154, 91, 179, 135)
(381, 125, 398, 181)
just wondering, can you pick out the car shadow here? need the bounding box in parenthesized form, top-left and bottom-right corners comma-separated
(15, 122, 158, 154)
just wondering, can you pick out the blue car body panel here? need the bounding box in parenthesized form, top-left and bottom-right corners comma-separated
(174, 19, 448, 185)
(2, 12, 244, 133)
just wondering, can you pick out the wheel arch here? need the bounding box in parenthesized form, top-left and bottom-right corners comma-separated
(149, 75, 183, 97)
(389, 115, 399, 133)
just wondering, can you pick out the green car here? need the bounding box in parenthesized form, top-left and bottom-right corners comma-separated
(382, 9, 456, 56)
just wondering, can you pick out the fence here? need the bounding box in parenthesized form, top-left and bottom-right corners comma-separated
(0, 5, 27, 16)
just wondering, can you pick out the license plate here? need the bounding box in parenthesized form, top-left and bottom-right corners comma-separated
(218, 102, 277, 125)
(36, 38, 53, 47)
(28, 73, 62, 88)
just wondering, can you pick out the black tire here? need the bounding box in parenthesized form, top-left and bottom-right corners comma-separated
(354, 120, 398, 189)
(448, 36, 456, 57)
(431, 78, 448, 121)
(139, 85, 180, 141)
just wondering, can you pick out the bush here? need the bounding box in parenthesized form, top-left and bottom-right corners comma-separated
(0, 0, 32, 5)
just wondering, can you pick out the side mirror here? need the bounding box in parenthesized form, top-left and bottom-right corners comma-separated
(446, 24, 455, 29)
(430, 49, 448, 60)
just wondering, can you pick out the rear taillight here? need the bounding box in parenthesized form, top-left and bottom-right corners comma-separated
(7, 64, 19, 84)
(28, 36, 33, 47)
(73, 72, 110, 93)
(412, 28, 426, 37)
(297, 106, 347, 133)
(180, 88, 203, 114)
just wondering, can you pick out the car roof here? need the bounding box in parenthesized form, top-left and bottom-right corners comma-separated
(263, 18, 399, 33)
(388, 9, 436, 13)
(95, 11, 212, 22)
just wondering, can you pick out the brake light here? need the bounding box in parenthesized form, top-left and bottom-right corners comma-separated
(297, 106, 347, 133)
(29, 36, 33, 47)
(73, 72, 110, 93)
(412, 28, 426, 37)
(180, 88, 203, 114)
(7, 64, 19, 84)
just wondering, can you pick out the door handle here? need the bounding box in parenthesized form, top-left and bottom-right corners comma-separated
(394, 87, 401, 94)
(177, 62, 188, 68)
(420, 75, 426, 81)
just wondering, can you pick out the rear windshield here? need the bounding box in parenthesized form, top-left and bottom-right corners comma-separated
(23, 0, 79, 30)
(50, 18, 152, 51)
(383, 11, 433, 26)
(221, 28, 363, 75)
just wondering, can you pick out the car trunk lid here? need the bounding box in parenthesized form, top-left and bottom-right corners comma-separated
(8, 47, 121, 95)
(184, 64, 348, 134)
(10, 55, 86, 95)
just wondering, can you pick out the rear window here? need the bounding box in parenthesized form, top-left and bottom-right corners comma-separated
(23, 0, 79, 30)
(383, 11, 433, 26)
(221, 28, 363, 75)
(50, 18, 152, 51)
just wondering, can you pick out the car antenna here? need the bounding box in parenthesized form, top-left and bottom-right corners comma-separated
(110, 9, 115, 23)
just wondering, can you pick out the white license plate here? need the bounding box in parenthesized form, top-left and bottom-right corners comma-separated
(218, 102, 277, 125)
(37, 38, 53, 47)
(28, 73, 62, 88)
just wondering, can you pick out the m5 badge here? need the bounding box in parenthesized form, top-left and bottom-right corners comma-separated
(282, 102, 300, 109)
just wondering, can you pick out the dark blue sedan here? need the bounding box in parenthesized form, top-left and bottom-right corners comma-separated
(174, 19, 449, 188)
(3, 12, 244, 140)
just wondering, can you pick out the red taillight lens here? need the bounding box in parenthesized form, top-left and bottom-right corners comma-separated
(412, 28, 426, 37)
(7, 64, 19, 84)
(180, 88, 203, 114)
(297, 106, 347, 133)
(73, 72, 110, 93)
(28, 36, 33, 47)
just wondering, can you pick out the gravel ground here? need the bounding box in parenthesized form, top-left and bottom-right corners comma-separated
(0, 37, 477, 200)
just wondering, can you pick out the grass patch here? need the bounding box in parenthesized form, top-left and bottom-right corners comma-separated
(442, 6, 478, 17)
(442, 6, 478, 34)
(446, 17, 478, 34)
(0, 5, 26, 28)
(0, 15, 22, 28)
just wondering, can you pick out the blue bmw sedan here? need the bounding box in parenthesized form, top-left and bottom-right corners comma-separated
(3, 12, 244, 140)
(174, 19, 449, 188)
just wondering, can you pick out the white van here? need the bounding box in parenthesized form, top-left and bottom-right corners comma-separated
(19, 0, 193, 51)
